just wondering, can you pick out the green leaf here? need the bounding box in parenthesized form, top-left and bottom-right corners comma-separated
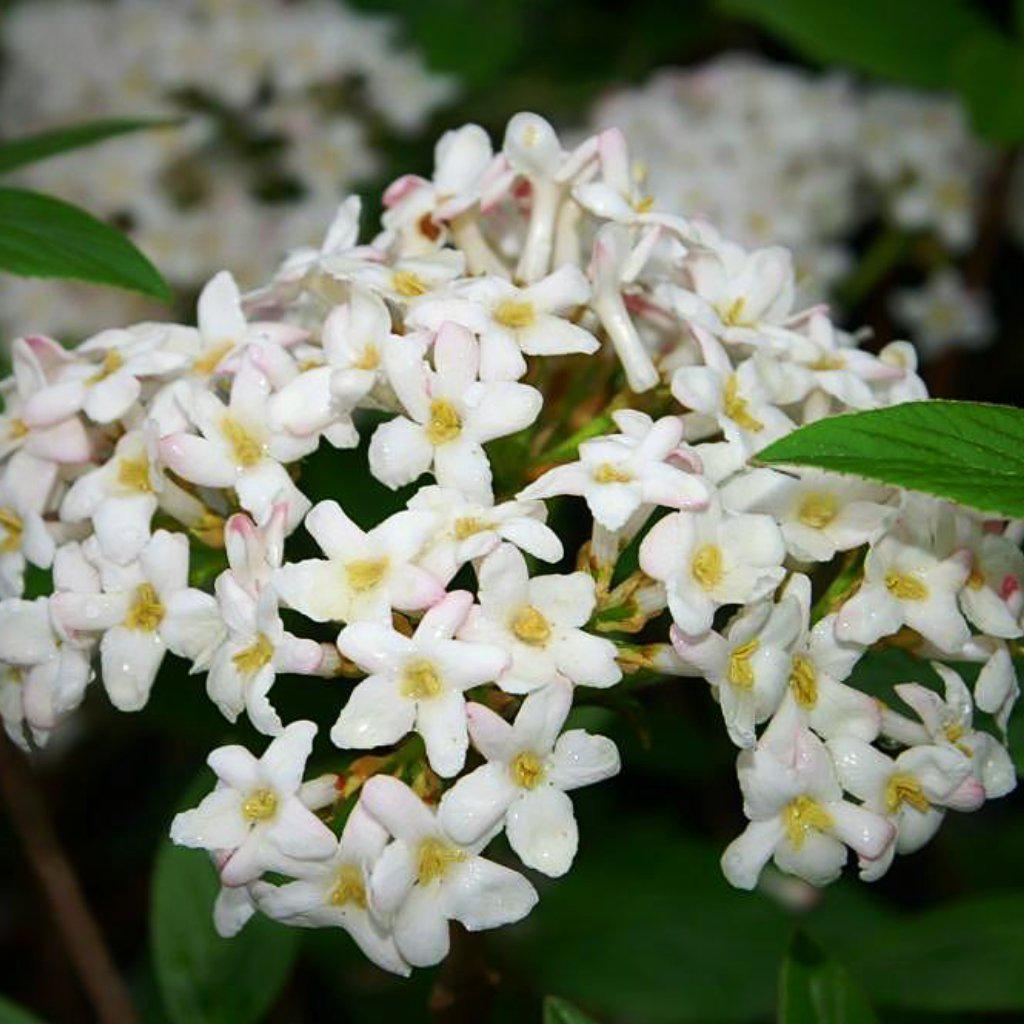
(0, 995, 44, 1024)
(0, 118, 180, 176)
(718, 0, 987, 90)
(0, 187, 171, 300)
(151, 838, 298, 1024)
(544, 995, 600, 1024)
(756, 401, 1024, 519)
(952, 31, 1024, 143)
(778, 930, 879, 1023)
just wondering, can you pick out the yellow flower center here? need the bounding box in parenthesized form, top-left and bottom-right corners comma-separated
(190, 511, 225, 548)
(885, 571, 929, 601)
(722, 374, 764, 433)
(416, 836, 465, 886)
(124, 583, 165, 632)
(789, 654, 818, 709)
(0, 507, 23, 554)
(510, 750, 545, 789)
(633, 194, 655, 214)
(720, 297, 748, 327)
(782, 795, 834, 850)
(329, 864, 368, 909)
(232, 633, 274, 677)
(593, 462, 633, 484)
(493, 298, 536, 329)
(885, 772, 930, 814)
(512, 605, 551, 646)
(425, 399, 462, 446)
(727, 639, 759, 690)
(967, 566, 985, 590)
(221, 416, 263, 468)
(88, 349, 125, 384)
(7, 419, 29, 440)
(242, 787, 278, 822)
(392, 270, 429, 297)
(808, 353, 846, 371)
(797, 491, 839, 529)
(193, 340, 235, 376)
(352, 344, 380, 371)
(401, 658, 443, 700)
(345, 557, 388, 593)
(453, 516, 490, 540)
(691, 543, 724, 591)
(117, 455, 154, 493)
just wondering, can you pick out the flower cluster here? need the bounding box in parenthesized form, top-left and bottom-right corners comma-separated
(1, 0, 455, 338)
(1, 110, 1018, 974)
(588, 55, 994, 356)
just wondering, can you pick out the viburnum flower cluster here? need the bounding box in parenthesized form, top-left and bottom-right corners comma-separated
(0, 0, 454, 338)
(1, 111, 1019, 975)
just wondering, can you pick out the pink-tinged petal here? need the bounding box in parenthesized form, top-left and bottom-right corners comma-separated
(506, 786, 577, 877)
(236, 461, 309, 530)
(198, 271, 246, 345)
(274, 635, 323, 675)
(331, 674, 414, 750)
(361, 775, 438, 844)
(259, 719, 316, 793)
(433, 322, 479, 396)
(466, 702, 516, 762)
(416, 689, 469, 778)
(720, 818, 784, 890)
(438, 763, 517, 845)
(444, 855, 538, 930)
(389, 565, 445, 614)
(25, 417, 92, 464)
(431, 638, 508, 691)
(160, 434, 237, 488)
(22, 380, 86, 427)
(416, 591, 473, 642)
(170, 788, 248, 851)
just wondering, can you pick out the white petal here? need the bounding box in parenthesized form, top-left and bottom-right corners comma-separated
(438, 762, 517, 846)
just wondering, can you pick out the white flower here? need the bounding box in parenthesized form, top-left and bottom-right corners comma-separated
(519, 411, 710, 531)
(333, 591, 508, 777)
(828, 737, 982, 881)
(640, 500, 786, 635)
(721, 467, 894, 563)
(458, 544, 620, 693)
(835, 533, 971, 654)
(891, 269, 993, 361)
(671, 585, 803, 748)
(408, 485, 562, 585)
(895, 664, 1016, 800)
(170, 721, 337, 886)
(439, 681, 620, 876)
(972, 641, 1020, 734)
(361, 775, 538, 968)
(0, 451, 57, 597)
(259, 803, 410, 976)
(160, 348, 314, 530)
(273, 500, 443, 625)
(407, 266, 598, 381)
(955, 522, 1024, 640)
(49, 532, 193, 711)
(344, 249, 466, 306)
(369, 322, 542, 502)
(721, 722, 895, 890)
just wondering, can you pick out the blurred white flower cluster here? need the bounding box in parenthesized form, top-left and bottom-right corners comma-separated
(0, 110, 1018, 974)
(589, 54, 994, 358)
(0, 0, 455, 337)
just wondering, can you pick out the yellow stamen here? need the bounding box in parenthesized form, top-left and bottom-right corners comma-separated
(416, 836, 464, 886)
(392, 270, 429, 297)
(885, 571, 929, 601)
(783, 795, 833, 850)
(88, 349, 124, 384)
(720, 297, 748, 327)
(401, 658, 443, 700)
(221, 417, 263, 468)
(232, 633, 274, 677)
(242, 787, 278, 822)
(797, 491, 839, 529)
(352, 344, 380, 371)
(633, 195, 655, 214)
(967, 567, 985, 590)
(453, 516, 490, 540)
(493, 299, 536, 330)
(885, 773, 930, 814)
(808, 353, 846, 371)
(124, 583, 165, 632)
(345, 557, 388, 592)
(193, 340, 235, 376)
(512, 605, 551, 646)
(7, 419, 28, 441)
(190, 511, 225, 548)
(789, 654, 818, 709)
(691, 544, 723, 591)
(510, 750, 544, 789)
(593, 463, 633, 484)
(117, 455, 154, 493)
(425, 399, 461, 446)
(0, 507, 23, 554)
(723, 375, 764, 433)
(329, 864, 368, 908)
(727, 639, 759, 690)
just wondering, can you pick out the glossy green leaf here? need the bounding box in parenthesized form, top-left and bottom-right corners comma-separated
(0, 118, 180, 176)
(778, 930, 879, 1023)
(756, 401, 1024, 518)
(544, 995, 600, 1024)
(151, 838, 298, 1024)
(952, 31, 1024, 143)
(0, 996, 44, 1024)
(718, 0, 986, 90)
(0, 187, 171, 300)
